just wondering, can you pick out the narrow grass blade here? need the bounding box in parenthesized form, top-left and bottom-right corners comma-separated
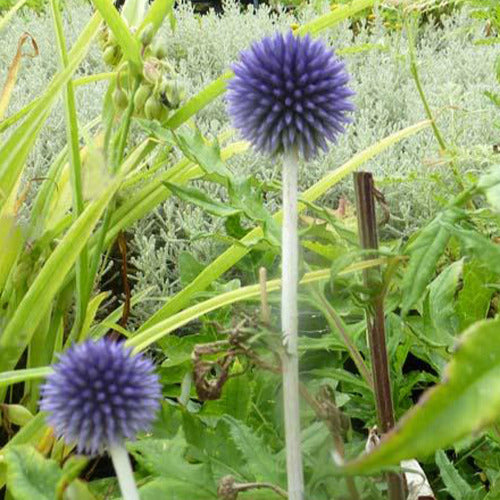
(0, 13, 101, 208)
(0, 173, 123, 379)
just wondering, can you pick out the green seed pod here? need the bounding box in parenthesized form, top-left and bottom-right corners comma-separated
(134, 84, 152, 113)
(113, 87, 129, 111)
(144, 95, 163, 120)
(143, 58, 162, 85)
(103, 45, 120, 66)
(140, 23, 155, 46)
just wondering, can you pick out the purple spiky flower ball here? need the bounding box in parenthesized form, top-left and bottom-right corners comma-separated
(40, 339, 161, 455)
(226, 31, 355, 160)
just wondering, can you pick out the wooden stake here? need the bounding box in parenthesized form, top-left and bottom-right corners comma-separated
(353, 172, 405, 500)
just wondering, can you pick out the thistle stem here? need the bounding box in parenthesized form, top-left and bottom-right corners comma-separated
(281, 148, 304, 500)
(109, 443, 140, 500)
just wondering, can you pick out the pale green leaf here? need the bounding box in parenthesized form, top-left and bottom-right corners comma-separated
(0, 174, 123, 376)
(4, 445, 62, 500)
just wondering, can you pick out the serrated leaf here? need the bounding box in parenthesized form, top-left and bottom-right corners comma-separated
(4, 445, 62, 500)
(343, 317, 500, 475)
(127, 431, 216, 496)
(435, 450, 474, 500)
(223, 415, 281, 484)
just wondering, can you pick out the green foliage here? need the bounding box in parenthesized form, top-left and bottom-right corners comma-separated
(4, 445, 63, 500)
(1, 0, 500, 498)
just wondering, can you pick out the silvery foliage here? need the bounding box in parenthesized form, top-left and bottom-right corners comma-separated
(1, 1, 497, 321)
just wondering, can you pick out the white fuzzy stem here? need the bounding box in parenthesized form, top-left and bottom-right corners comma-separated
(109, 443, 140, 500)
(281, 149, 304, 500)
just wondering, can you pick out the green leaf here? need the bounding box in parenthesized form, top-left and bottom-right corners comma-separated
(425, 259, 463, 345)
(0, 174, 123, 378)
(456, 260, 495, 331)
(445, 224, 500, 275)
(179, 251, 205, 286)
(127, 431, 216, 496)
(0, 0, 29, 33)
(401, 210, 459, 315)
(138, 0, 174, 35)
(297, 0, 375, 36)
(343, 317, 500, 475)
(165, 182, 241, 218)
(202, 370, 252, 421)
(435, 450, 474, 500)
(166, 72, 233, 130)
(0, 216, 23, 291)
(172, 127, 232, 178)
(480, 165, 500, 210)
(4, 445, 62, 500)
(138, 477, 215, 500)
(79, 291, 111, 341)
(0, 413, 47, 488)
(223, 415, 282, 484)
(0, 405, 33, 427)
(0, 367, 53, 389)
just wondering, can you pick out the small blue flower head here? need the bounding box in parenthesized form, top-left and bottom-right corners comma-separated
(227, 31, 355, 160)
(40, 339, 161, 455)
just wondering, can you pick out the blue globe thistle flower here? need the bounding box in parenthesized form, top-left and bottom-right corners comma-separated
(40, 339, 161, 455)
(227, 31, 355, 160)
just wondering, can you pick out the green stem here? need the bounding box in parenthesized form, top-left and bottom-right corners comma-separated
(50, 0, 88, 338)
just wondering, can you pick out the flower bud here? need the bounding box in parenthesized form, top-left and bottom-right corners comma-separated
(144, 95, 163, 120)
(140, 23, 155, 46)
(142, 57, 162, 85)
(103, 45, 120, 66)
(133, 83, 152, 113)
(113, 87, 129, 111)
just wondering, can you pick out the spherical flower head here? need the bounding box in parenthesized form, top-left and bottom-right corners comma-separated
(227, 31, 355, 160)
(40, 339, 161, 455)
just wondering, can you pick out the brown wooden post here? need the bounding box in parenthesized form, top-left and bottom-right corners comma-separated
(353, 172, 405, 500)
